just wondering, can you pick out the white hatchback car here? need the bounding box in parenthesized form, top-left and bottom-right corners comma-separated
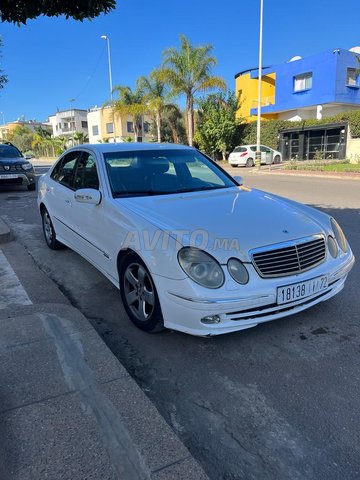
(38, 143, 354, 336)
(228, 145, 282, 167)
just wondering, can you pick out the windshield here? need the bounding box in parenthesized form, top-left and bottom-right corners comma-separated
(104, 149, 237, 197)
(0, 145, 22, 159)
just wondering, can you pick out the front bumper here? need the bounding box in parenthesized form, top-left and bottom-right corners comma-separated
(0, 172, 35, 186)
(154, 251, 355, 336)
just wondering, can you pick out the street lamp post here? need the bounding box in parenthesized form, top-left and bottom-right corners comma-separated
(101, 35, 116, 141)
(256, 0, 264, 170)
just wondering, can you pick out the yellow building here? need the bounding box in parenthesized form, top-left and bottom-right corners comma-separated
(87, 106, 154, 143)
(235, 68, 277, 122)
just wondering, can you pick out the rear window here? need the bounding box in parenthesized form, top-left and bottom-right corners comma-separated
(233, 147, 247, 153)
(0, 145, 22, 158)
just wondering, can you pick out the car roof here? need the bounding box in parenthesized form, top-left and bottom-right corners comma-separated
(69, 142, 195, 154)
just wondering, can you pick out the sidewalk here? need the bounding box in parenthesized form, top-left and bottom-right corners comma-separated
(0, 219, 208, 480)
(223, 164, 360, 181)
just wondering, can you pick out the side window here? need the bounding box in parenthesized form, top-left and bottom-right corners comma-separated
(74, 152, 99, 190)
(57, 151, 82, 189)
(50, 158, 63, 181)
(260, 146, 270, 152)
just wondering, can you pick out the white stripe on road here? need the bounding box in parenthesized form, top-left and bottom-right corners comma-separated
(0, 250, 32, 309)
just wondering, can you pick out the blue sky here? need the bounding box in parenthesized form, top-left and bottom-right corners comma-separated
(1, 0, 360, 122)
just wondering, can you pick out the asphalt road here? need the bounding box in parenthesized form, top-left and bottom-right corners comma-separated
(1, 170, 360, 480)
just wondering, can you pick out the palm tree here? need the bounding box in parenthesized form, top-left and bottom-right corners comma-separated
(137, 69, 174, 142)
(161, 35, 226, 146)
(73, 132, 89, 145)
(111, 85, 148, 141)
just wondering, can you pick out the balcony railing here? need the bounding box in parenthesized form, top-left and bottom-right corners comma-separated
(251, 96, 275, 109)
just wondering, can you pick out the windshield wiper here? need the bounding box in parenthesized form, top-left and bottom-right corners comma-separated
(174, 185, 230, 193)
(113, 190, 169, 197)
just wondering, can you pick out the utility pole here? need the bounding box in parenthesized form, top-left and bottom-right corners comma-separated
(256, 0, 264, 170)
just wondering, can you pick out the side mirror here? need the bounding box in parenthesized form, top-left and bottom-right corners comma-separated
(74, 188, 101, 205)
(233, 175, 243, 186)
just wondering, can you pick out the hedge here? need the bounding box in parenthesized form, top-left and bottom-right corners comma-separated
(238, 109, 360, 150)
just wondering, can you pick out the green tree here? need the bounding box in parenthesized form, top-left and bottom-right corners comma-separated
(0, 1, 116, 24)
(73, 132, 89, 145)
(111, 85, 148, 142)
(161, 35, 226, 146)
(194, 92, 242, 160)
(153, 105, 187, 144)
(137, 69, 174, 142)
(7, 125, 34, 153)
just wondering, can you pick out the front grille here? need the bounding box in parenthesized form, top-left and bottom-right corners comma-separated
(0, 164, 22, 172)
(251, 235, 326, 278)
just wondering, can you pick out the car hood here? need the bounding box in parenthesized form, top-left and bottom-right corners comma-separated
(0, 157, 25, 165)
(118, 187, 328, 263)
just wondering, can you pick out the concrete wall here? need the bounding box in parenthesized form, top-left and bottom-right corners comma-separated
(346, 137, 360, 163)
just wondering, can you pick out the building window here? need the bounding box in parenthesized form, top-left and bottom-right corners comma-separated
(294, 73, 312, 92)
(106, 122, 114, 134)
(143, 122, 150, 133)
(127, 121, 134, 133)
(92, 125, 99, 136)
(346, 68, 359, 87)
(81, 121, 88, 128)
(58, 123, 62, 130)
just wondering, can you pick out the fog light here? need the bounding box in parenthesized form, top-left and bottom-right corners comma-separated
(201, 314, 221, 325)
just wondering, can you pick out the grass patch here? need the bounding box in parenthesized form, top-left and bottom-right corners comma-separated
(284, 160, 360, 173)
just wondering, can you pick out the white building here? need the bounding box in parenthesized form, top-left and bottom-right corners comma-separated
(48, 109, 89, 138)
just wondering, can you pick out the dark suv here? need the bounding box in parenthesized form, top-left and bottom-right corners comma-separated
(0, 143, 36, 191)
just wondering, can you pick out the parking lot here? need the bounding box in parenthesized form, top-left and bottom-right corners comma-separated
(1, 169, 359, 480)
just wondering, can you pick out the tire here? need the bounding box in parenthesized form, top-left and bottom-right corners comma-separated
(274, 155, 280, 164)
(246, 158, 255, 168)
(27, 183, 36, 191)
(41, 208, 62, 250)
(119, 252, 165, 333)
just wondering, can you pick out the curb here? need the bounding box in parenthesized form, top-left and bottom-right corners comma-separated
(0, 218, 11, 244)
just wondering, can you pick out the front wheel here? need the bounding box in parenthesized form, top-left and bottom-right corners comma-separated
(119, 252, 164, 333)
(41, 208, 62, 250)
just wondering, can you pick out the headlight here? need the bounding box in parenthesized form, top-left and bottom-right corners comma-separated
(22, 162, 33, 171)
(330, 218, 347, 252)
(327, 236, 338, 258)
(178, 247, 225, 289)
(227, 258, 249, 284)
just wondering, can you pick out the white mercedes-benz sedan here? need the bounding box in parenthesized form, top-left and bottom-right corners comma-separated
(38, 143, 354, 336)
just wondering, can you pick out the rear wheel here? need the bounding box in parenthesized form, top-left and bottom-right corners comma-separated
(41, 208, 62, 250)
(119, 252, 164, 333)
(274, 155, 281, 164)
(246, 158, 255, 168)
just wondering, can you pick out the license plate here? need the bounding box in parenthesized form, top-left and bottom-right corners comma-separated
(277, 275, 329, 305)
(0, 174, 18, 179)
